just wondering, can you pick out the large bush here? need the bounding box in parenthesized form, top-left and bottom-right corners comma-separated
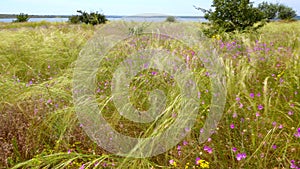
(195, 0, 265, 36)
(69, 10, 107, 25)
(13, 13, 29, 23)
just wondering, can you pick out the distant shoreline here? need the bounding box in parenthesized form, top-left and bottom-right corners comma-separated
(0, 14, 205, 19)
(1, 14, 299, 23)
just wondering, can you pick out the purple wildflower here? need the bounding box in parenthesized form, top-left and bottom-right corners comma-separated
(151, 71, 157, 75)
(280, 78, 284, 83)
(102, 162, 108, 167)
(198, 92, 201, 99)
(94, 162, 99, 167)
(47, 99, 52, 104)
(185, 127, 191, 132)
(236, 153, 247, 161)
(239, 103, 244, 108)
(195, 157, 201, 165)
(256, 112, 260, 117)
(191, 50, 195, 56)
(169, 159, 175, 165)
(204, 145, 213, 154)
(186, 56, 190, 62)
(294, 128, 300, 138)
(230, 124, 235, 129)
(290, 160, 300, 169)
(79, 164, 85, 169)
(34, 109, 38, 115)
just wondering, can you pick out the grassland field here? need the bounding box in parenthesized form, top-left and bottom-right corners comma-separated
(0, 20, 299, 169)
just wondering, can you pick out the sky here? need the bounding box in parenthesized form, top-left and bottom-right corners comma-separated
(0, 0, 299, 16)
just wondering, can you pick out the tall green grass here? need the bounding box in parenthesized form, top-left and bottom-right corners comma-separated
(0, 21, 299, 169)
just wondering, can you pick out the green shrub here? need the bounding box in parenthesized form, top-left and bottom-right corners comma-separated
(278, 4, 297, 20)
(195, 0, 265, 37)
(258, 2, 279, 20)
(69, 15, 80, 24)
(258, 2, 297, 21)
(165, 16, 176, 22)
(68, 10, 107, 25)
(13, 13, 29, 23)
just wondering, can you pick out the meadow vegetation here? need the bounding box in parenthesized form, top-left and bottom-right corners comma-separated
(0, 20, 299, 169)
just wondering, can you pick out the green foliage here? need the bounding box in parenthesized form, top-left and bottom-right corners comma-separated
(13, 13, 29, 23)
(258, 2, 297, 21)
(69, 15, 80, 24)
(165, 16, 176, 22)
(278, 4, 297, 20)
(195, 0, 265, 36)
(258, 2, 279, 20)
(68, 10, 107, 25)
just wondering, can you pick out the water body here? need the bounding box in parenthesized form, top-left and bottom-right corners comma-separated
(0, 16, 206, 23)
(0, 18, 69, 23)
(108, 16, 207, 22)
(1, 16, 299, 23)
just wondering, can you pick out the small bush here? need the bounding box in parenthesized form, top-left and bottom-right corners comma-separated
(13, 13, 29, 23)
(165, 16, 176, 22)
(68, 10, 107, 25)
(69, 15, 80, 24)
